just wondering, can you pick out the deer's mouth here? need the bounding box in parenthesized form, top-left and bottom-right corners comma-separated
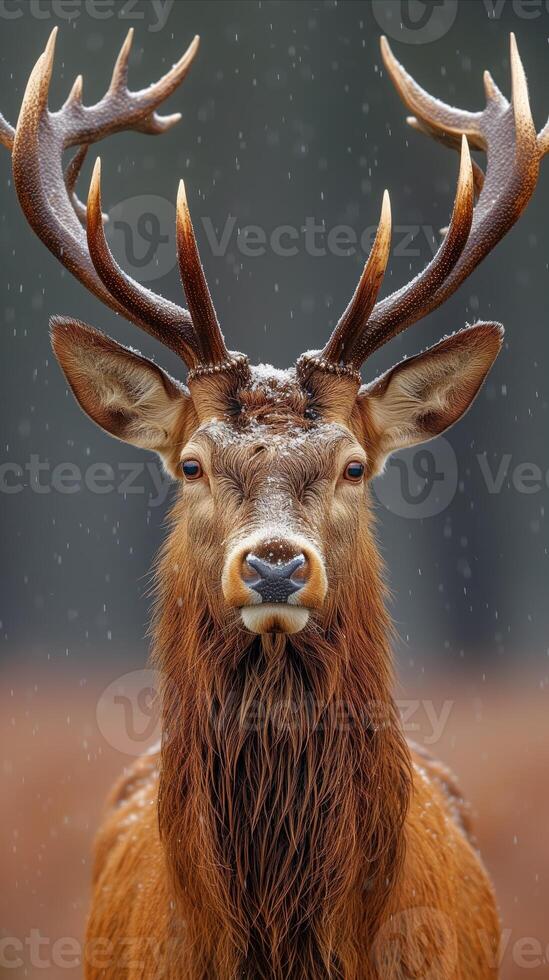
(240, 604, 310, 635)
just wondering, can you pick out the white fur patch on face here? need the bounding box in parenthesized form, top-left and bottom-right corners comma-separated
(240, 605, 310, 634)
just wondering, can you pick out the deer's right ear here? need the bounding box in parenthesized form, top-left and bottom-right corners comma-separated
(50, 317, 197, 472)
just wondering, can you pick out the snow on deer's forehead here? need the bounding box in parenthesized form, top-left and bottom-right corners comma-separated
(197, 417, 351, 451)
(192, 361, 355, 449)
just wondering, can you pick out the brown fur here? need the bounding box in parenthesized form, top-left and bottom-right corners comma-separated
(78, 361, 501, 979)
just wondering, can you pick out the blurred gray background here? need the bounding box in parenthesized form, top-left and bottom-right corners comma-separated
(2, 4, 549, 977)
(1, 0, 547, 672)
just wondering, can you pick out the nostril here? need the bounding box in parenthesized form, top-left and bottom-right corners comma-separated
(242, 552, 308, 604)
(241, 556, 261, 585)
(290, 555, 309, 584)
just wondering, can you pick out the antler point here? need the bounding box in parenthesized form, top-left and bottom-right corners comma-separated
(42, 24, 58, 73)
(509, 31, 523, 70)
(177, 178, 188, 207)
(88, 157, 103, 215)
(158, 111, 182, 130)
(43, 26, 58, 62)
(122, 26, 134, 52)
(67, 73, 83, 105)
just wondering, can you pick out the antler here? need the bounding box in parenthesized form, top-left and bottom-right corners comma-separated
(310, 34, 547, 377)
(2, 28, 240, 375)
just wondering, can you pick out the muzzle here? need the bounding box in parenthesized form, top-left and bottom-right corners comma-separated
(222, 533, 327, 634)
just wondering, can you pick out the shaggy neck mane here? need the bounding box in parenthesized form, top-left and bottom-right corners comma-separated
(153, 530, 411, 980)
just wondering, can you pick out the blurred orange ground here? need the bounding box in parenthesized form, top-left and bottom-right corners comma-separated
(1, 660, 548, 979)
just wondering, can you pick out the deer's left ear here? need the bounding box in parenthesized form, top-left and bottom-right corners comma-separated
(352, 323, 503, 475)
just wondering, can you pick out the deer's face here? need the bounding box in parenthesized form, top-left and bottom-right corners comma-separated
(178, 412, 369, 634)
(50, 323, 502, 638)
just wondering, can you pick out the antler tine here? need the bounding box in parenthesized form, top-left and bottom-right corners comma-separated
(11, 30, 98, 278)
(340, 136, 474, 368)
(324, 34, 547, 371)
(508, 33, 537, 180)
(2, 28, 213, 369)
(109, 27, 134, 92)
(380, 36, 486, 150)
(87, 159, 200, 366)
(102, 27, 199, 137)
(176, 181, 232, 367)
(48, 29, 200, 147)
(6, 21, 198, 219)
(312, 190, 392, 372)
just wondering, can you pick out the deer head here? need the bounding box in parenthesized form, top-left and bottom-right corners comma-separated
(2, 29, 547, 641)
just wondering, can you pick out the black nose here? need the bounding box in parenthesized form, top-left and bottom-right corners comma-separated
(245, 553, 306, 604)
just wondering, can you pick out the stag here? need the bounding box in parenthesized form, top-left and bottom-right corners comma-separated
(2, 27, 547, 979)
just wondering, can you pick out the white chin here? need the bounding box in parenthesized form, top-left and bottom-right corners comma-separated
(240, 604, 310, 635)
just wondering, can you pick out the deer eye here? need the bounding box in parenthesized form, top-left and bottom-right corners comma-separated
(344, 460, 365, 483)
(181, 459, 203, 481)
